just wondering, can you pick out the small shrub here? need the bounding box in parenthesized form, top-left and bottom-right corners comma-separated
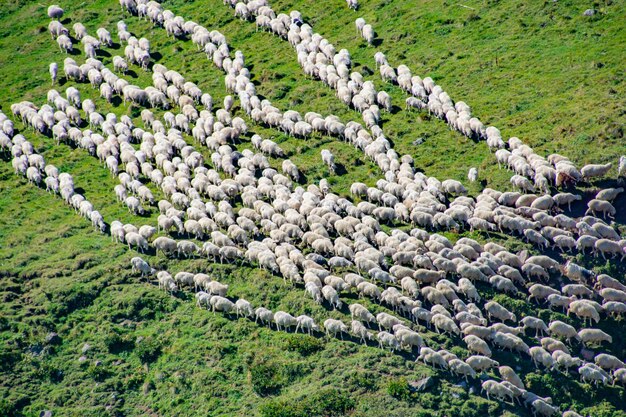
(135, 337, 162, 363)
(103, 331, 135, 354)
(387, 377, 411, 401)
(259, 388, 354, 417)
(249, 360, 286, 396)
(284, 335, 323, 356)
(348, 371, 378, 391)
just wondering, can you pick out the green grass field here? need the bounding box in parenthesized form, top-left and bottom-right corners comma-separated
(0, 0, 625, 416)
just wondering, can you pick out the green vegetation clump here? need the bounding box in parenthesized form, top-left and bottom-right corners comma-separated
(259, 388, 355, 417)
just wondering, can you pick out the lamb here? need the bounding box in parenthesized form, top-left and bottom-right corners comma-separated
(581, 163, 612, 181)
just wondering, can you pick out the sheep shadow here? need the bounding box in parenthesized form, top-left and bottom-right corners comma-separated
(96, 49, 111, 58)
(110, 96, 123, 107)
(334, 163, 347, 176)
(151, 51, 163, 62)
(372, 38, 383, 47)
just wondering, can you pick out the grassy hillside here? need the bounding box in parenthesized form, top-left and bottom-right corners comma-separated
(0, 0, 625, 416)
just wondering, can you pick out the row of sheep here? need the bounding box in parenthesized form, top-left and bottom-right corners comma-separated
(134, 256, 624, 417)
(2, 108, 106, 234)
(26, 2, 620, 412)
(221, 0, 626, 231)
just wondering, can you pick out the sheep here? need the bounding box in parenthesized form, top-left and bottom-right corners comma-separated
(466, 355, 499, 372)
(581, 163, 612, 181)
(578, 328, 612, 346)
(481, 380, 515, 404)
(449, 359, 477, 381)
(209, 296, 235, 314)
(322, 285, 342, 309)
(130, 256, 153, 276)
(47, 5, 64, 19)
(255, 307, 274, 327)
(320, 149, 336, 174)
(568, 300, 600, 325)
(596, 187, 623, 201)
(484, 301, 516, 323)
(235, 299, 254, 318)
(351, 320, 374, 343)
(362, 24, 374, 45)
(594, 353, 625, 372)
(157, 272, 177, 293)
(126, 232, 148, 252)
(174, 272, 194, 288)
(467, 167, 478, 182)
(295, 315, 319, 335)
(431, 313, 460, 336)
(531, 399, 559, 416)
(464, 335, 492, 357)
(153, 236, 177, 256)
(499, 366, 524, 389)
(595, 239, 624, 260)
(578, 364, 610, 385)
(349, 303, 375, 323)
(585, 199, 616, 218)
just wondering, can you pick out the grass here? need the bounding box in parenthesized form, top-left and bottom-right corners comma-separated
(0, 0, 625, 416)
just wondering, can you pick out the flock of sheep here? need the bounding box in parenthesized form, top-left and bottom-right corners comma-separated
(1, 1, 624, 416)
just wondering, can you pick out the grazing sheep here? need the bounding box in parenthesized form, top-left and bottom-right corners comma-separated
(578, 328, 612, 346)
(581, 163, 612, 181)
